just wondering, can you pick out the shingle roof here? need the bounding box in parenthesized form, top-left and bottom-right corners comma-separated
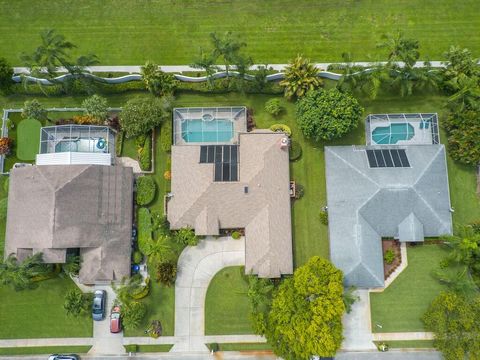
(325, 145, 452, 288)
(4, 165, 133, 284)
(167, 131, 293, 278)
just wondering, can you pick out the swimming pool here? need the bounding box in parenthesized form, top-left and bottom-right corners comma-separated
(181, 119, 234, 143)
(372, 123, 415, 145)
(55, 138, 108, 153)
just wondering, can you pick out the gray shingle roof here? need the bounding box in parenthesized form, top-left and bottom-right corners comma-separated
(4, 165, 133, 284)
(325, 145, 452, 288)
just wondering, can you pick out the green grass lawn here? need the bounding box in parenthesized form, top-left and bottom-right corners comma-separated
(0, 0, 478, 65)
(370, 244, 458, 333)
(0, 277, 92, 339)
(124, 344, 173, 353)
(16, 118, 41, 160)
(0, 346, 91, 356)
(205, 266, 252, 335)
(207, 343, 272, 351)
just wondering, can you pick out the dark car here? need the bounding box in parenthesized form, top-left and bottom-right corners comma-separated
(48, 355, 79, 360)
(92, 289, 106, 321)
(110, 305, 122, 333)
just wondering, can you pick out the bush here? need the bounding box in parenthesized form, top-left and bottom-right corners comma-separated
(296, 89, 363, 141)
(138, 135, 152, 171)
(269, 123, 292, 136)
(63, 288, 91, 317)
(295, 183, 305, 199)
(0, 197, 8, 220)
(131, 277, 151, 300)
(22, 99, 47, 121)
(384, 249, 395, 264)
(160, 120, 172, 152)
(141, 61, 178, 96)
(82, 94, 108, 121)
(289, 140, 302, 161)
(115, 131, 124, 156)
(175, 227, 199, 246)
(0, 57, 13, 95)
(156, 261, 177, 286)
(137, 208, 153, 254)
(122, 301, 147, 330)
(135, 134, 147, 149)
(133, 250, 143, 264)
(471, 221, 480, 234)
(120, 97, 169, 138)
(0, 137, 13, 155)
(265, 98, 283, 116)
(136, 176, 156, 206)
(280, 55, 322, 99)
(319, 210, 328, 225)
(163, 170, 171, 180)
(72, 114, 100, 125)
(231, 231, 241, 240)
(444, 110, 480, 165)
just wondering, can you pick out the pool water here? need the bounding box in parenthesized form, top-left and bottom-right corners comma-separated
(372, 123, 415, 145)
(55, 138, 107, 153)
(181, 119, 234, 143)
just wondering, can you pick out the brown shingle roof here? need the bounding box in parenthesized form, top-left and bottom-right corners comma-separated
(168, 131, 293, 278)
(5, 165, 133, 284)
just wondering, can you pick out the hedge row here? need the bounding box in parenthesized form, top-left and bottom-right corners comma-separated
(136, 176, 156, 206)
(137, 207, 153, 255)
(138, 135, 152, 171)
(160, 120, 172, 152)
(116, 131, 124, 157)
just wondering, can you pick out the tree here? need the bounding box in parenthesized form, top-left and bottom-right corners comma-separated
(63, 288, 91, 317)
(63, 255, 81, 276)
(155, 261, 177, 286)
(264, 98, 283, 116)
(423, 292, 480, 360)
(265, 257, 345, 359)
(280, 55, 322, 99)
(0, 57, 13, 94)
(377, 32, 420, 67)
(122, 301, 147, 330)
(441, 46, 480, 94)
(120, 97, 169, 138)
(82, 94, 108, 122)
(209, 31, 246, 77)
(22, 99, 47, 121)
(232, 53, 254, 92)
(112, 274, 144, 306)
(444, 110, 480, 165)
(388, 61, 440, 97)
(0, 137, 13, 155)
(446, 74, 480, 111)
(141, 61, 178, 96)
(296, 89, 364, 141)
(143, 234, 172, 264)
(190, 49, 219, 88)
(0, 253, 49, 291)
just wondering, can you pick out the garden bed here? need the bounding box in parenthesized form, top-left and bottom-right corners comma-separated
(382, 239, 401, 280)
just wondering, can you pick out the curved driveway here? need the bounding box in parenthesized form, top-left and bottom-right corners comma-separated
(171, 237, 246, 352)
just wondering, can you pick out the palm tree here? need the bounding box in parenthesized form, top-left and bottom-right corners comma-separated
(209, 32, 246, 77)
(190, 49, 219, 88)
(247, 275, 274, 312)
(112, 274, 143, 306)
(0, 252, 48, 291)
(20, 29, 76, 78)
(442, 225, 480, 268)
(377, 32, 420, 67)
(279, 55, 322, 99)
(144, 235, 172, 263)
(433, 267, 477, 297)
(442, 46, 479, 94)
(331, 52, 363, 93)
(446, 74, 480, 111)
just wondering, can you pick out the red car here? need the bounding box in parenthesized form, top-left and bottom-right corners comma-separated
(110, 306, 122, 333)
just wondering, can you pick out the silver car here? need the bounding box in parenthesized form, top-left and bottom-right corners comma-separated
(92, 290, 106, 321)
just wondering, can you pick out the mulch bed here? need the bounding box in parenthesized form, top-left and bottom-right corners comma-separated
(382, 239, 401, 280)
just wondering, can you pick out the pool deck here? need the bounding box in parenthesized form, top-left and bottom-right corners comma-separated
(367, 120, 433, 146)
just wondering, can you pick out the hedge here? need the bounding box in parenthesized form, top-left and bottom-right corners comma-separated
(116, 131, 124, 157)
(289, 140, 302, 161)
(269, 123, 292, 136)
(160, 120, 172, 152)
(136, 176, 156, 206)
(138, 134, 152, 171)
(138, 207, 153, 255)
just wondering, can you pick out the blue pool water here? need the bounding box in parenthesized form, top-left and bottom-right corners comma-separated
(372, 123, 415, 145)
(181, 119, 234, 143)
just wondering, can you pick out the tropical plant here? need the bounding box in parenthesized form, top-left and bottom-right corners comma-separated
(377, 32, 420, 67)
(175, 227, 198, 246)
(122, 301, 147, 330)
(136, 176, 157, 206)
(120, 97, 169, 138)
(296, 89, 363, 141)
(191, 49, 219, 88)
(232, 53, 254, 91)
(0, 137, 13, 155)
(63, 288, 91, 317)
(252, 65, 270, 91)
(209, 31, 246, 77)
(143, 234, 172, 265)
(441, 225, 480, 271)
(0, 253, 50, 291)
(280, 55, 322, 99)
(62, 255, 81, 276)
(22, 99, 47, 121)
(444, 109, 480, 165)
(446, 74, 480, 111)
(343, 286, 359, 314)
(155, 261, 177, 286)
(441, 46, 480, 94)
(423, 292, 480, 360)
(141, 61, 178, 96)
(388, 61, 441, 97)
(265, 256, 345, 359)
(82, 94, 108, 121)
(384, 249, 395, 264)
(0, 57, 13, 94)
(265, 99, 283, 116)
(433, 267, 477, 297)
(112, 274, 144, 305)
(269, 123, 291, 136)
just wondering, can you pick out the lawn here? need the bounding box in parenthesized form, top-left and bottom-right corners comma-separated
(0, 276, 92, 339)
(207, 343, 272, 351)
(205, 266, 252, 335)
(0, 0, 478, 65)
(16, 117, 41, 160)
(370, 244, 457, 333)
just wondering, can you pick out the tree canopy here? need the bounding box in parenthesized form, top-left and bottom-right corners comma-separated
(0, 57, 13, 94)
(141, 61, 178, 96)
(296, 89, 363, 141)
(280, 55, 322, 99)
(265, 256, 345, 359)
(120, 96, 170, 138)
(82, 94, 108, 121)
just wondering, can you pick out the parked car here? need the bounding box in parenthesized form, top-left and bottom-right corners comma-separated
(110, 305, 122, 333)
(92, 289, 106, 321)
(48, 355, 79, 360)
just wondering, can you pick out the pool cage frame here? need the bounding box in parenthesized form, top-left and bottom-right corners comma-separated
(172, 106, 247, 145)
(39, 125, 116, 155)
(366, 113, 439, 146)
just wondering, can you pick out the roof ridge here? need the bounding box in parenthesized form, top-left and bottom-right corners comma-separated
(411, 145, 444, 187)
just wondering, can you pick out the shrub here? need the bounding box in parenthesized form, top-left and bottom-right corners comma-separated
(160, 120, 173, 152)
(295, 183, 305, 200)
(120, 97, 169, 138)
(122, 301, 147, 330)
(384, 249, 395, 264)
(231, 231, 241, 240)
(72, 114, 100, 125)
(137, 208, 153, 254)
(135, 134, 147, 149)
(210, 343, 219, 352)
(471, 221, 480, 234)
(156, 261, 177, 286)
(82, 94, 108, 121)
(138, 135, 152, 171)
(0, 197, 7, 220)
(131, 277, 151, 300)
(115, 131, 124, 156)
(175, 227, 199, 246)
(141, 61, 178, 96)
(22, 99, 47, 121)
(289, 140, 302, 161)
(0, 57, 13, 94)
(444, 110, 480, 165)
(0, 137, 13, 155)
(280, 55, 322, 99)
(136, 176, 156, 206)
(133, 250, 143, 264)
(296, 89, 364, 141)
(319, 210, 328, 225)
(163, 170, 171, 180)
(269, 123, 292, 136)
(265, 98, 283, 116)
(63, 288, 91, 317)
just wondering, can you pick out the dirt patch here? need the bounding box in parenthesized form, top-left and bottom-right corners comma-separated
(382, 239, 401, 280)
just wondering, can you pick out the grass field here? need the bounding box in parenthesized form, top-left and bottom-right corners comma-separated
(370, 244, 457, 333)
(0, 277, 92, 339)
(16, 118, 41, 160)
(0, 0, 479, 65)
(205, 267, 252, 335)
(0, 346, 91, 356)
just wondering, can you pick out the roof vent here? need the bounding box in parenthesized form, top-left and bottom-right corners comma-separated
(244, 186, 249, 194)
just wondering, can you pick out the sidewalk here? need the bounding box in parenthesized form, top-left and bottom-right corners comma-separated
(373, 332, 434, 341)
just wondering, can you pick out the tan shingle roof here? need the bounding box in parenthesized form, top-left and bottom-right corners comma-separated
(168, 131, 293, 278)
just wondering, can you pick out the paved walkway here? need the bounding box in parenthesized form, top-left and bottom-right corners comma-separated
(171, 236, 246, 352)
(0, 338, 93, 347)
(373, 332, 434, 341)
(342, 290, 376, 351)
(116, 156, 142, 174)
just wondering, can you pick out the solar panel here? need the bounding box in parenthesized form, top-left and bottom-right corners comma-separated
(207, 146, 214, 163)
(199, 145, 239, 181)
(214, 145, 222, 162)
(366, 149, 410, 168)
(366, 150, 378, 168)
(373, 150, 385, 167)
(382, 150, 394, 167)
(214, 162, 222, 181)
(398, 149, 410, 167)
(200, 146, 208, 163)
(390, 149, 402, 167)
(231, 164, 238, 181)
